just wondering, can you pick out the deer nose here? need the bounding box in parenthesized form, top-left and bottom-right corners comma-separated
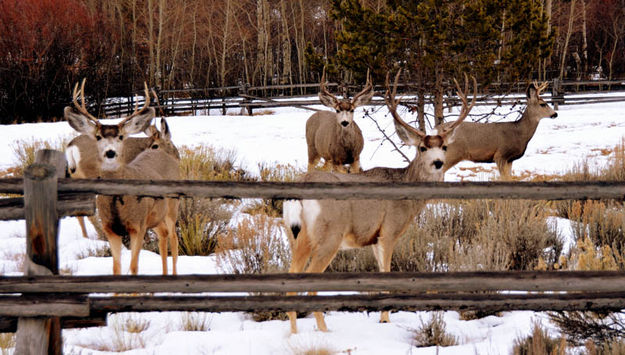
(105, 150, 116, 159)
(433, 160, 443, 169)
(340, 121, 349, 127)
(550, 112, 558, 118)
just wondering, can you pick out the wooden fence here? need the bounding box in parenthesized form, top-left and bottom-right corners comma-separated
(97, 79, 625, 117)
(2, 149, 625, 353)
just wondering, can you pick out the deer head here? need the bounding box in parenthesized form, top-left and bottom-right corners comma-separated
(65, 79, 155, 171)
(318, 69, 374, 128)
(526, 81, 557, 120)
(385, 70, 476, 177)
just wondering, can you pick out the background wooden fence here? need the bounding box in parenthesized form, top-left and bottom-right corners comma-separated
(2, 150, 625, 353)
(97, 79, 625, 117)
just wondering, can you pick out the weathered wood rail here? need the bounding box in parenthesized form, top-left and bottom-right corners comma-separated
(2, 149, 625, 353)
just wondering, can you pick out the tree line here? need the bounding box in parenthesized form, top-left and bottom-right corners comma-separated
(0, 0, 623, 123)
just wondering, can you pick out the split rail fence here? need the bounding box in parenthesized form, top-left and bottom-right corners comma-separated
(2, 149, 625, 353)
(98, 79, 625, 117)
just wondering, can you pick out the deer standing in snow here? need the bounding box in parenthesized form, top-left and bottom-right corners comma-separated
(305, 71, 373, 173)
(437, 81, 557, 177)
(65, 80, 180, 275)
(66, 127, 157, 239)
(283, 71, 477, 333)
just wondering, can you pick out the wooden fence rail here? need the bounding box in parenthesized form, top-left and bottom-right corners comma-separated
(3, 150, 625, 353)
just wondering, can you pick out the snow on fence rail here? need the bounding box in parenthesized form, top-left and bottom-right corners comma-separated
(2, 149, 625, 353)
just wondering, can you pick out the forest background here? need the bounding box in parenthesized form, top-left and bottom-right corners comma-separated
(0, 0, 623, 123)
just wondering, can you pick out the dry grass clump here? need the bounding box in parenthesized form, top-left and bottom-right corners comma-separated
(0, 333, 15, 355)
(179, 145, 245, 181)
(180, 312, 211, 332)
(512, 321, 567, 355)
(287, 337, 342, 355)
(327, 199, 561, 273)
(412, 312, 458, 347)
(215, 214, 290, 274)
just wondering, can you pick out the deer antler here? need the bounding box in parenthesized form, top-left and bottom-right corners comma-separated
(439, 74, 477, 137)
(532, 81, 549, 95)
(72, 79, 99, 124)
(319, 67, 340, 106)
(352, 69, 372, 103)
(119, 82, 151, 125)
(385, 69, 426, 138)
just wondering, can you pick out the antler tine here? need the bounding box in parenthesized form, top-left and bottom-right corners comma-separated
(320, 67, 334, 97)
(71, 79, 98, 123)
(119, 82, 151, 125)
(442, 74, 477, 135)
(352, 68, 373, 103)
(385, 69, 426, 138)
(538, 81, 549, 94)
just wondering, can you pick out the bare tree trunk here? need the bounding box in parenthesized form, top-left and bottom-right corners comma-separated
(581, 0, 588, 78)
(433, 67, 444, 126)
(280, 0, 292, 86)
(148, 0, 155, 85)
(543, 0, 553, 80)
(155, 0, 165, 87)
(220, 0, 232, 87)
(256, 0, 267, 86)
(559, 0, 577, 81)
(190, 5, 198, 86)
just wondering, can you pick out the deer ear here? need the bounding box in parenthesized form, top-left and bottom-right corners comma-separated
(319, 91, 339, 109)
(65, 106, 97, 135)
(121, 107, 155, 135)
(526, 83, 539, 101)
(352, 87, 374, 107)
(160, 118, 171, 140)
(394, 120, 423, 147)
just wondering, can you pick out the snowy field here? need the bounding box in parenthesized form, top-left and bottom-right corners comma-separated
(1, 95, 624, 354)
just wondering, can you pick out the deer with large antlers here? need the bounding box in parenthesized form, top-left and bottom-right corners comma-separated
(305, 71, 373, 173)
(437, 81, 557, 177)
(66, 122, 159, 239)
(283, 71, 477, 333)
(64, 80, 180, 275)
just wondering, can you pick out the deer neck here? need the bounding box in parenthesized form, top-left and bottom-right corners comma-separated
(514, 109, 541, 142)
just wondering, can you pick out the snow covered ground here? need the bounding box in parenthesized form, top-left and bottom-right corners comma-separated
(0, 95, 624, 354)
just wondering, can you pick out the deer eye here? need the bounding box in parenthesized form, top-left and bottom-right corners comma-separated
(118, 135, 124, 140)
(419, 146, 427, 152)
(540, 103, 547, 107)
(151, 144, 159, 149)
(95, 135, 102, 141)
(442, 145, 447, 151)
(335, 109, 340, 113)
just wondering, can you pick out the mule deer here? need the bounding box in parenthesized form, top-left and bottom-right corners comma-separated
(66, 127, 157, 239)
(438, 81, 557, 177)
(64, 80, 180, 275)
(305, 70, 373, 173)
(283, 71, 476, 333)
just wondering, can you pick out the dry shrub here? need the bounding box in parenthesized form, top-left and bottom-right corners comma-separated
(179, 145, 245, 181)
(178, 198, 232, 256)
(287, 337, 342, 355)
(512, 321, 567, 355)
(244, 162, 304, 217)
(328, 200, 561, 273)
(585, 338, 625, 355)
(215, 214, 290, 274)
(10, 137, 67, 177)
(177, 144, 238, 256)
(412, 312, 458, 347)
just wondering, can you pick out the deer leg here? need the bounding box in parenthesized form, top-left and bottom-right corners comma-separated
(287, 228, 313, 334)
(349, 160, 362, 174)
(333, 164, 348, 174)
(320, 159, 333, 172)
(88, 214, 106, 240)
(303, 236, 342, 333)
(308, 157, 320, 172)
(104, 229, 123, 275)
(153, 222, 169, 275)
(168, 220, 179, 276)
(76, 217, 89, 238)
(128, 226, 146, 275)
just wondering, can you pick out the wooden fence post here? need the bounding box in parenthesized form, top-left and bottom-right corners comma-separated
(15, 150, 65, 355)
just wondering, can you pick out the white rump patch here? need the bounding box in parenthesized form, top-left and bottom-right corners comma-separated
(65, 145, 81, 174)
(282, 200, 303, 228)
(302, 200, 321, 227)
